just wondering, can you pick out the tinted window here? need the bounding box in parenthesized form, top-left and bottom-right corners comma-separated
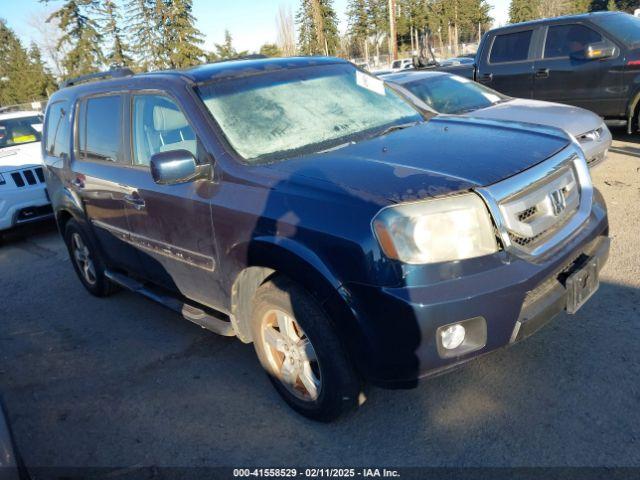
(0, 115, 43, 149)
(78, 95, 123, 163)
(591, 13, 640, 47)
(132, 95, 198, 167)
(489, 30, 533, 63)
(544, 24, 603, 58)
(44, 102, 70, 158)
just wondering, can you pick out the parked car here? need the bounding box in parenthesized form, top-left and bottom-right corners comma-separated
(434, 11, 640, 133)
(438, 56, 475, 67)
(0, 110, 52, 231)
(391, 58, 414, 71)
(382, 70, 612, 168)
(43, 58, 609, 421)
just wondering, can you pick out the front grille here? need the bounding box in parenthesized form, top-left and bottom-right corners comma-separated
(9, 167, 45, 188)
(498, 164, 581, 254)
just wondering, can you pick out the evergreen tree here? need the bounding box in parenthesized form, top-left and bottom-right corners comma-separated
(101, 0, 132, 67)
(125, 0, 161, 71)
(163, 0, 206, 69)
(347, 0, 370, 59)
(607, 0, 618, 9)
(207, 30, 247, 62)
(509, 0, 540, 23)
(296, 0, 340, 55)
(366, 0, 388, 59)
(45, 0, 105, 79)
(0, 21, 55, 105)
(259, 43, 282, 57)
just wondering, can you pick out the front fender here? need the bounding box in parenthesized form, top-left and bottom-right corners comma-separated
(228, 236, 373, 378)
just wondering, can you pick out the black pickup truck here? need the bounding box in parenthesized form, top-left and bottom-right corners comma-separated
(435, 11, 640, 132)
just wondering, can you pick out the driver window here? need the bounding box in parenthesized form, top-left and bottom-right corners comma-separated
(544, 24, 603, 59)
(132, 94, 198, 166)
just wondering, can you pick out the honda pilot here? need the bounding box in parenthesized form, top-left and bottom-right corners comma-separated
(42, 58, 610, 421)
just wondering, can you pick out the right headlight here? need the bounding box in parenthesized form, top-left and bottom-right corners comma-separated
(372, 193, 499, 264)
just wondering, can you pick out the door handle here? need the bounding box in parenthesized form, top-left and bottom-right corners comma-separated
(124, 193, 146, 210)
(535, 68, 550, 78)
(480, 73, 493, 83)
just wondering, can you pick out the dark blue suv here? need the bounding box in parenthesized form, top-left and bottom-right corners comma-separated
(42, 57, 609, 421)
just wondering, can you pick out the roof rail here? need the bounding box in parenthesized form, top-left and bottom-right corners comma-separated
(61, 68, 135, 89)
(212, 54, 268, 64)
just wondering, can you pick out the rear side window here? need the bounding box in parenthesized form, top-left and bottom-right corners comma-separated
(544, 24, 603, 58)
(44, 102, 70, 158)
(77, 95, 124, 163)
(489, 30, 533, 63)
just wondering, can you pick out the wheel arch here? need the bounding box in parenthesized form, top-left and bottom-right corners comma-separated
(229, 237, 356, 348)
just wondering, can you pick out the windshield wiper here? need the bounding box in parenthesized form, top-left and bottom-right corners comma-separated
(372, 121, 420, 138)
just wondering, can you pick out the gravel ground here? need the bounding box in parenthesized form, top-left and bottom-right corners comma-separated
(0, 132, 639, 470)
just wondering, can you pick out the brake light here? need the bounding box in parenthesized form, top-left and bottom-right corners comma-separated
(627, 60, 640, 67)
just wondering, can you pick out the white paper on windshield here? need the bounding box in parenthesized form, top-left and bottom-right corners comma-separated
(356, 70, 386, 96)
(31, 124, 43, 132)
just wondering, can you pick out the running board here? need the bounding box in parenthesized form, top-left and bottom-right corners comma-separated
(105, 270, 235, 337)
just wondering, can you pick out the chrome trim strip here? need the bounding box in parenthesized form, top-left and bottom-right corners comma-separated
(91, 219, 216, 272)
(476, 142, 593, 260)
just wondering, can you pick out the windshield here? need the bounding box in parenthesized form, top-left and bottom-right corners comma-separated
(0, 115, 43, 149)
(592, 13, 640, 47)
(197, 63, 422, 162)
(403, 75, 506, 114)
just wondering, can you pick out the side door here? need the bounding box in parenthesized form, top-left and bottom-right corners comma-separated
(121, 92, 220, 308)
(70, 93, 143, 273)
(477, 28, 536, 98)
(533, 23, 623, 116)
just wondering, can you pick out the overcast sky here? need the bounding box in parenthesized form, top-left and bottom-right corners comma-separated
(4, 0, 511, 54)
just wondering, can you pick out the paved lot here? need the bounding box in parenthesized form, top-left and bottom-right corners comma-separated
(1, 132, 639, 469)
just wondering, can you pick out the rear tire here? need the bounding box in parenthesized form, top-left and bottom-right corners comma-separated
(64, 219, 117, 297)
(251, 277, 360, 422)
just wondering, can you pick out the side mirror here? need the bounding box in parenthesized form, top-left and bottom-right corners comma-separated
(572, 42, 616, 61)
(150, 149, 208, 185)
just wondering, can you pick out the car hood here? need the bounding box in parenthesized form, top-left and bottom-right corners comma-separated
(0, 141, 42, 173)
(465, 98, 603, 137)
(266, 116, 570, 204)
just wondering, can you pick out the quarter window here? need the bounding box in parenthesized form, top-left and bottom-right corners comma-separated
(544, 24, 603, 58)
(489, 30, 533, 63)
(131, 94, 198, 166)
(44, 102, 70, 158)
(77, 95, 124, 163)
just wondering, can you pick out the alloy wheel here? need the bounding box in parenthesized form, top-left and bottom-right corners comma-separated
(260, 309, 321, 401)
(71, 233, 97, 286)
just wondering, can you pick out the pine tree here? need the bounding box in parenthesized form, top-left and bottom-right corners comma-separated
(45, 0, 105, 79)
(296, 0, 340, 55)
(509, 0, 540, 23)
(0, 21, 55, 106)
(207, 30, 247, 62)
(163, 0, 206, 69)
(259, 43, 282, 57)
(125, 0, 161, 71)
(100, 0, 132, 68)
(366, 0, 388, 60)
(347, 0, 370, 60)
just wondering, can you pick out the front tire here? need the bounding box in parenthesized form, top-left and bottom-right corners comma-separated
(64, 219, 117, 297)
(251, 277, 360, 422)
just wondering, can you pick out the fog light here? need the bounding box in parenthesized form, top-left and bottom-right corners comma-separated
(440, 324, 466, 350)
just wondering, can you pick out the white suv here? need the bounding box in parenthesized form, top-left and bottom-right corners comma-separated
(0, 110, 52, 231)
